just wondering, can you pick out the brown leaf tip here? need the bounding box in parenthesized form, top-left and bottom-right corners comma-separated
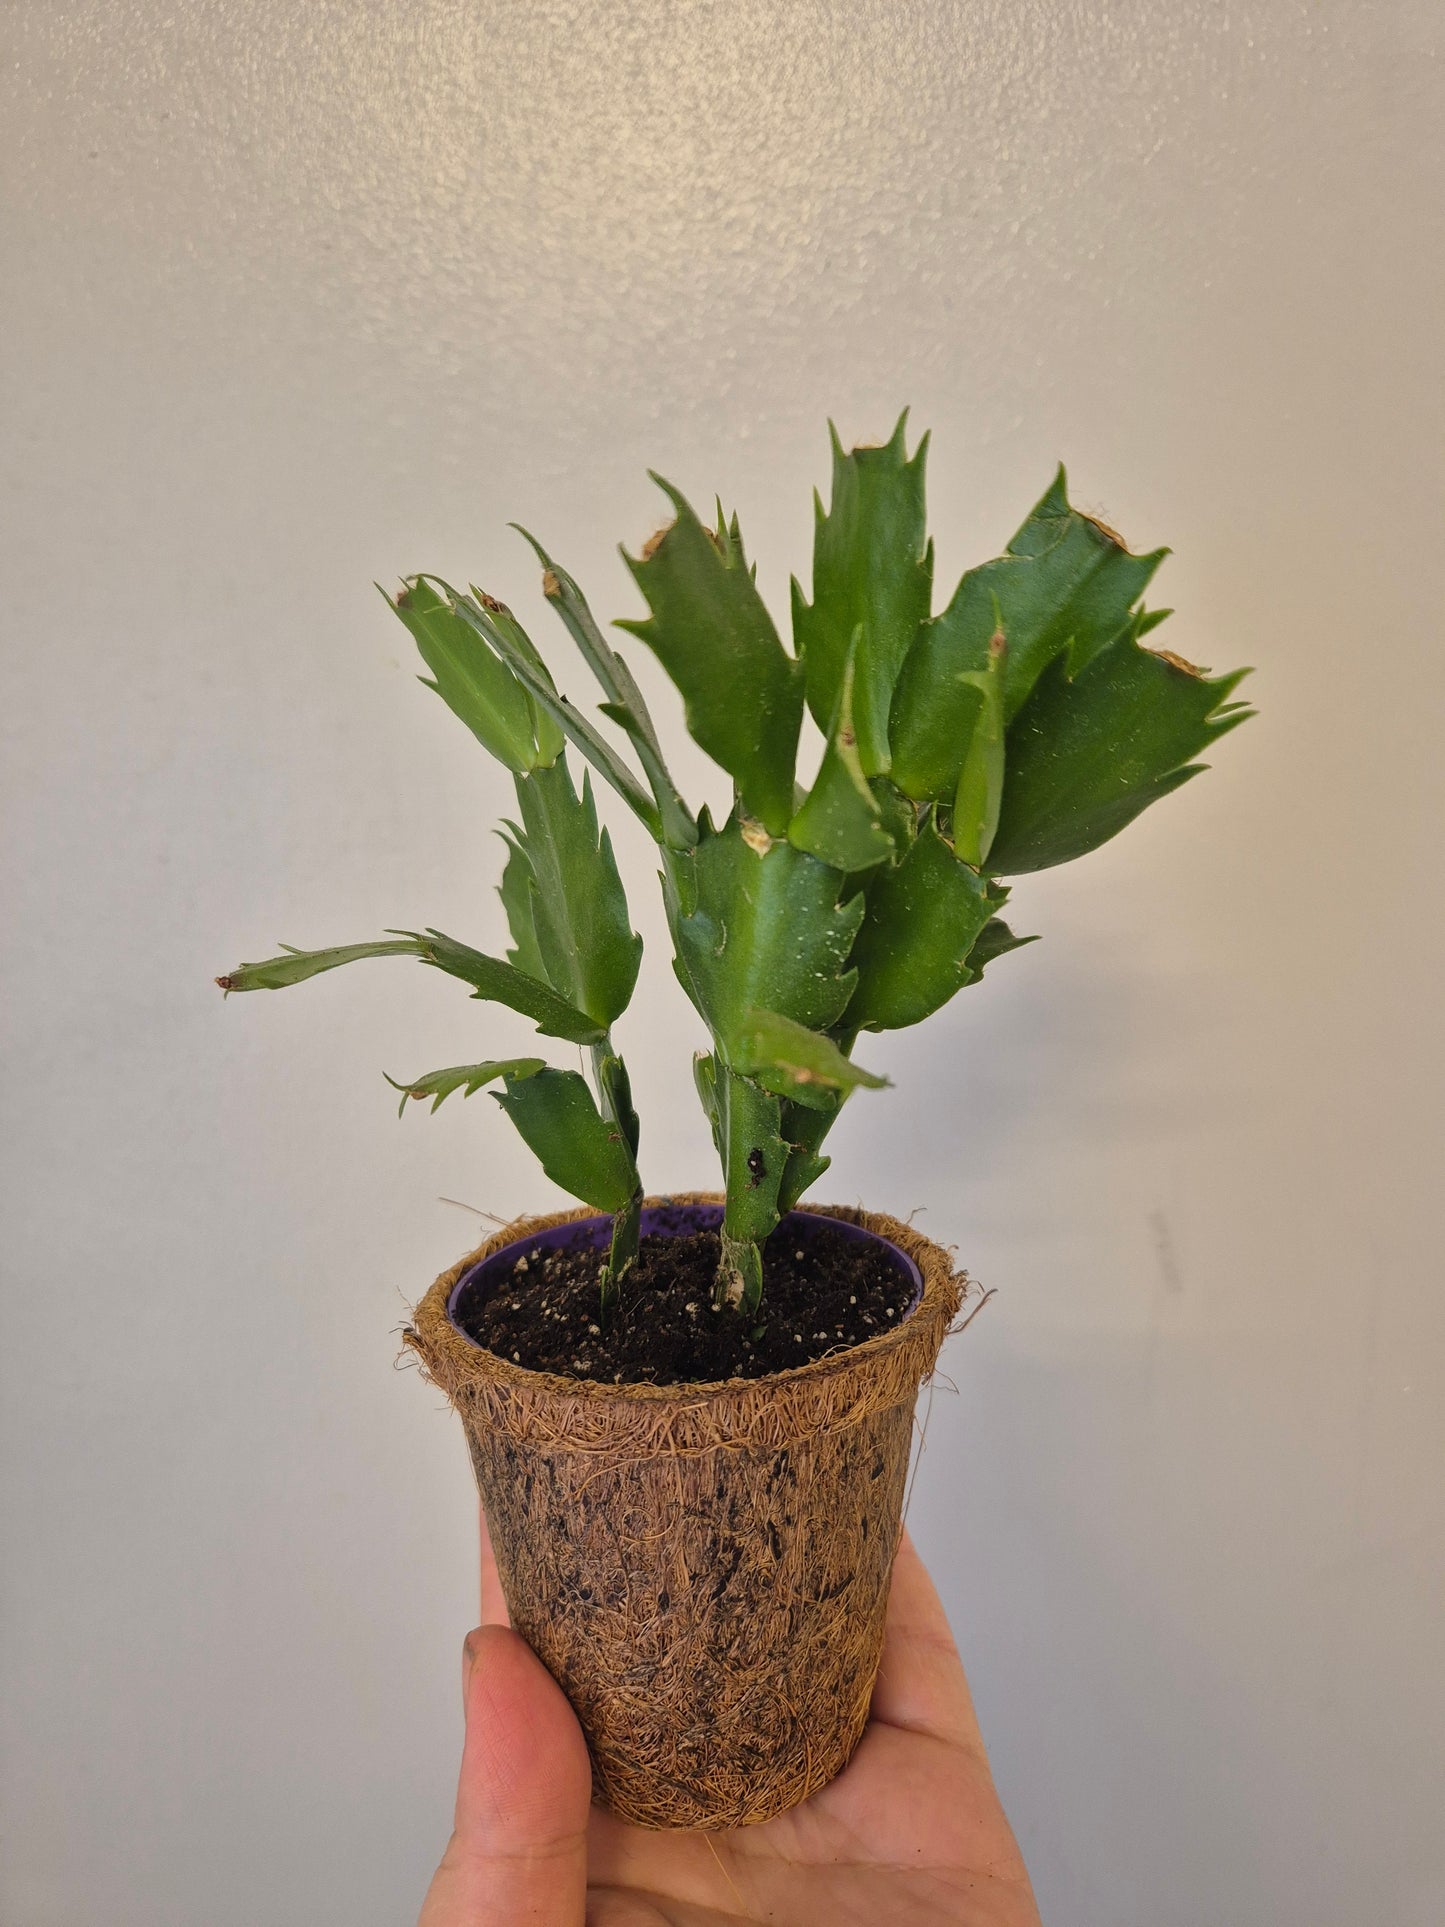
(1081, 509, 1128, 549)
(641, 525, 671, 560)
(215, 974, 235, 992)
(1151, 647, 1207, 678)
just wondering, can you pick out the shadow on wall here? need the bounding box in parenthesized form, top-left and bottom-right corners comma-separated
(912, 1335, 1445, 1927)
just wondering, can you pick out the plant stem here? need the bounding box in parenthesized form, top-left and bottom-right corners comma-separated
(711, 1066, 784, 1315)
(591, 1037, 642, 1319)
(715, 1229, 763, 1315)
(602, 1190, 642, 1317)
(588, 1039, 637, 1146)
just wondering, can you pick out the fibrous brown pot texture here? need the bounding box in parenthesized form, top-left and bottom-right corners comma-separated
(406, 1195, 964, 1830)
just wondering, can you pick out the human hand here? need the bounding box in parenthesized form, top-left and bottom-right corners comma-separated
(419, 1511, 1041, 1925)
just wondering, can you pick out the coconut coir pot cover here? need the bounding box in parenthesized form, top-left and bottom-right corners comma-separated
(406, 1195, 963, 1830)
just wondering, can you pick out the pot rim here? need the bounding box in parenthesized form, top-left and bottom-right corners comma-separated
(447, 1196, 924, 1338)
(410, 1194, 960, 1409)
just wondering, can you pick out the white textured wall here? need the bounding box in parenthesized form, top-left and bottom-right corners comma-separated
(3, 4, 1442, 1922)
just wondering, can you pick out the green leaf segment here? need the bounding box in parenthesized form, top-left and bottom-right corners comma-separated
(619, 485, 803, 837)
(793, 413, 932, 778)
(220, 416, 1252, 1320)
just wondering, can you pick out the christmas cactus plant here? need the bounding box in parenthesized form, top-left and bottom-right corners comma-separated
(219, 415, 1252, 1316)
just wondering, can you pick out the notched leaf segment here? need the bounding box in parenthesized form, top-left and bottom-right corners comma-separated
(447, 582, 664, 839)
(386, 1058, 546, 1116)
(493, 1067, 640, 1217)
(388, 576, 563, 771)
(507, 757, 642, 1029)
(846, 822, 1010, 1032)
(619, 481, 803, 836)
(787, 634, 900, 873)
(792, 412, 932, 779)
(215, 931, 605, 1043)
(986, 619, 1253, 874)
(734, 1009, 887, 1109)
(514, 526, 699, 851)
(888, 468, 1168, 802)
(666, 809, 862, 1055)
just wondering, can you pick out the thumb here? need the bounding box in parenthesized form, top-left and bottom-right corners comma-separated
(418, 1625, 592, 1926)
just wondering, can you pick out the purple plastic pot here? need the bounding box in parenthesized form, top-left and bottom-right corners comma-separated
(447, 1198, 924, 1337)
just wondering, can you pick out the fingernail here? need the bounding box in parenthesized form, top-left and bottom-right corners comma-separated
(461, 1628, 482, 1711)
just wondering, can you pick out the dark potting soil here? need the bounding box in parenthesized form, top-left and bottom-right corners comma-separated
(453, 1225, 917, 1385)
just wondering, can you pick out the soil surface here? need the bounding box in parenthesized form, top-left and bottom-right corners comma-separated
(453, 1225, 917, 1384)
